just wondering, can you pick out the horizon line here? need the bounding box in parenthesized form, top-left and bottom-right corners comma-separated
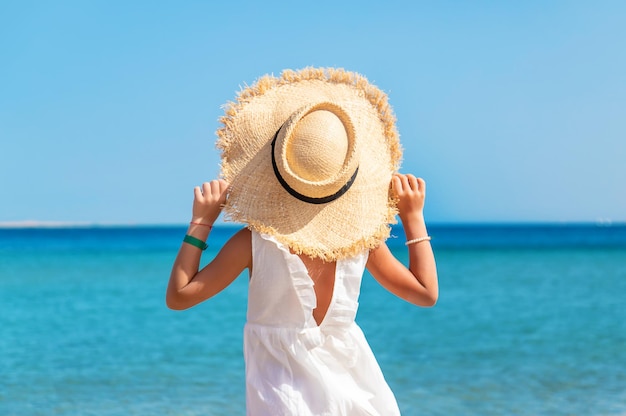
(0, 219, 623, 229)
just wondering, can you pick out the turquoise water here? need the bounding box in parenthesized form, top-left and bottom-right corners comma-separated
(1, 225, 625, 415)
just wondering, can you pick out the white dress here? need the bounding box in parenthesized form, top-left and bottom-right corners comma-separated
(244, 231, 401, 416)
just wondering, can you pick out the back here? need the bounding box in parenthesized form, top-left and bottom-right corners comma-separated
(247, 231, 367, 329)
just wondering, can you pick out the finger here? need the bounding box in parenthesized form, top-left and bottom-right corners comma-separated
(416, 177, 426, 194)
(209, 179, 221, 196)
(201, 182, 211, 196)
(406, 174, 418, 190)
(218, 180, 230, 202)
(400, 174, 411, 191)
(390, 175, 402, 194)
(193, 186, 203, 200)
(218, 179, 229, 193)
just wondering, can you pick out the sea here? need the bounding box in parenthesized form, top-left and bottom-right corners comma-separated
(1, 223, 625, 416)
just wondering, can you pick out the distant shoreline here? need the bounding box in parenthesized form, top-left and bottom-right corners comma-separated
(1, 220, 624, 229)
(0, 221, 233, 229)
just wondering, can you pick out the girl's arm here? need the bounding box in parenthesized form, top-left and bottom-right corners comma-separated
(366, 174, 438, 307)
(166, 180, 252, 310)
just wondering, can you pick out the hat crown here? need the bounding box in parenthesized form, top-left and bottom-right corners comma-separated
(274, 102, 359, 200)
(287, 110, 348, 182)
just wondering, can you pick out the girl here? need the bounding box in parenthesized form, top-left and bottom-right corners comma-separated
(166, 68, 438, 416)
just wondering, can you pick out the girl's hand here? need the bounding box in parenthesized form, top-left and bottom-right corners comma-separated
(391, 174, 426, 223)
(191, 179, 229, 225)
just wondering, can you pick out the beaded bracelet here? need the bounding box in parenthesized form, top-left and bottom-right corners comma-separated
(183, 234, 208, 251)
(405, 236, 432, 246)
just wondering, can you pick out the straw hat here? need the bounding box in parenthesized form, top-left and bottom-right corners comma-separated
(217, 67, 402, 261)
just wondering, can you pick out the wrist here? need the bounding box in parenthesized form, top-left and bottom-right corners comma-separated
(190, 217, 214, 227)
(187, 220, 213, 240)
(190, 220, 213, 227)
(399, 211, 425, 225)
(400, 212, 428, 240)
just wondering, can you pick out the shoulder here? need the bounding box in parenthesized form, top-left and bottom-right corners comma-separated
(232, 226, 252, 239)
(226, 227, 252, 249)
(216, 227, 252, 268)
(366, 241, 404, 280)
(367, 241, 393, 264)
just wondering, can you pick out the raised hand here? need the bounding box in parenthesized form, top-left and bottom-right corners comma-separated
(391, 174, 426, 223)
(191, 179, 229, 225)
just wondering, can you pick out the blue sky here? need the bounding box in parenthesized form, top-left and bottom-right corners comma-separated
(1, 1, 624, 224)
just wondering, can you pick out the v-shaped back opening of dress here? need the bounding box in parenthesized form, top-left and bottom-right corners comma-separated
(290, 250, 337, 327)
(247, 231, 370, 331)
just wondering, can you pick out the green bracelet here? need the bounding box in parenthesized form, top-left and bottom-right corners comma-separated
(183, 234, 208, 251)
